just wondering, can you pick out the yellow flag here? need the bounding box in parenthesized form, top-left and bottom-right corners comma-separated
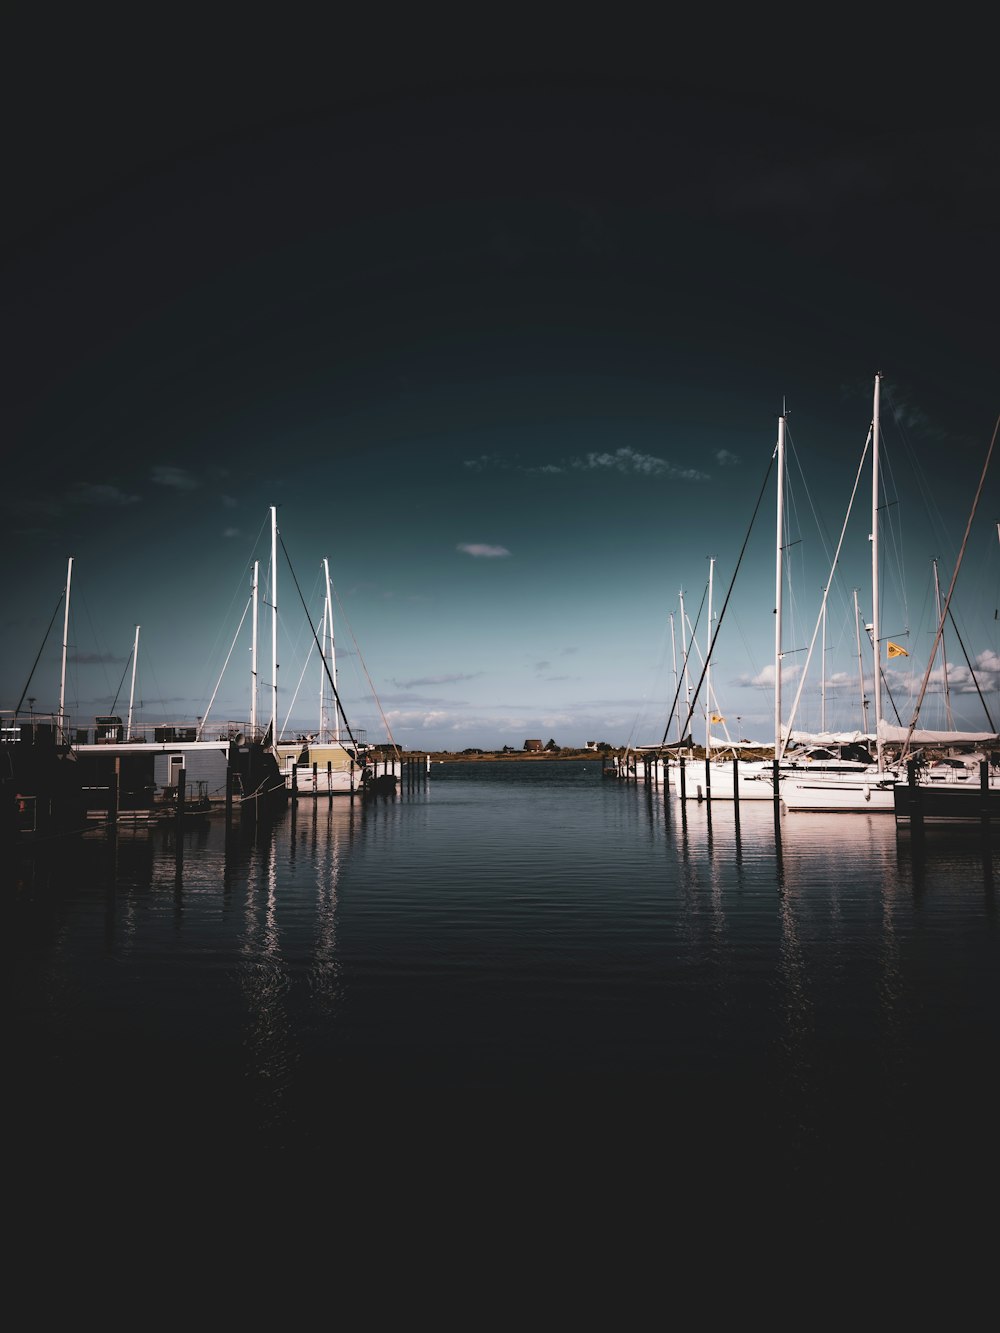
(887, 641, 909, 658)
(711, 713, 725, 723)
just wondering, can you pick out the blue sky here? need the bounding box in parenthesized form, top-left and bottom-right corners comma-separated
(3, 43, 997, 749)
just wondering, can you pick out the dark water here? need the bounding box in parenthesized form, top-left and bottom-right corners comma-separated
(7, 759, 999, 1214)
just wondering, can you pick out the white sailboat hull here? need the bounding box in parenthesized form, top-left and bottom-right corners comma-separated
(671, 760, 777, 801)
(780, 771, 897, 813)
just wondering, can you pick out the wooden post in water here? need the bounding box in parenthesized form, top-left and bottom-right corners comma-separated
(704, 754, 711, 802)
(679, 757, 687, 802)
(291, 761, 298, 803)
(224, 751, 234, 841)
(110, 756, 120, 825)
(981, 760, 991, 842)
(313, 761, 318, 797)
(732, 753, 741, 829)
(176, 766, 186, 835)
(906, 760, 923, 835)
(327, 760, 333, 807)
(772, 759, 781, 810)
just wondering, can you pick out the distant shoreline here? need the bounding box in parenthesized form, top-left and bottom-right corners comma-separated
(424, 751, 612, 763)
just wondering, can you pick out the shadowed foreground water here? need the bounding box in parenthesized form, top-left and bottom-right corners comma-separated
(6, 760, 998, 1210)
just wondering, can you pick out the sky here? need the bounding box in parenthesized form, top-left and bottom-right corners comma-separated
(3, 29, 998, 751)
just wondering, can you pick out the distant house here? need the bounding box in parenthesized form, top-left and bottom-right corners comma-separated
(585, 741, 598, 751)
(524, 739, 543, 752)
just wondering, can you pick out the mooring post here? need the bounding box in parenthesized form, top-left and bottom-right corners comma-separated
(732, 752, 741, 828)
(313, 761, 318, 796)
(907, 759, 923, 836)
(679, 757, 687, 802)
(704, 755, 711, 802)
(224, 755, 234, 840)
(291, 761, 298, 802)
(981, 759, 991, 841)
(772, 759, 781, 809)
(109, 756, 120, 825)
(176, 766, 186, 835)
(327, 761, 333, 806)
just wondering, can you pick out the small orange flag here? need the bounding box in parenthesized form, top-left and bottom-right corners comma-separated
(887, 641, 909, 658)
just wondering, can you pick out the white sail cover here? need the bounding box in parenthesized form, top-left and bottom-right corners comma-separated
(877, 720, 999, 746)
(782, 729, 874, 747)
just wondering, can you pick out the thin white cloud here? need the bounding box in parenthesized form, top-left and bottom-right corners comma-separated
(569, 448, 709, 480)
(152, 466, 200, 490)
(222, 527, 240, 538)
(465, 448, 709, 480)
(457, 543, 510, 558)
(70, 482, 141, 506)
(715, 449, 740, 466)
(391, 672, 484, 689)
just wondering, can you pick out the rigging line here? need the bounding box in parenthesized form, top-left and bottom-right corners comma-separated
(902, 413, 1000, 758)
(672, 449, 777, 748)
(626, 613, 678, 750)
(15, 589, 65, 714)
(945, 603, 996, 731)
(279, 533, 366, 761)
(108, 645, 135, 717)
(624, 613, 673, 750)
(197, 595, 252, 739)
(781, 428, 870, 754)
(329, 580, 400, 758)
(655, 585, 707, 749)
(281, 634, 319, 740)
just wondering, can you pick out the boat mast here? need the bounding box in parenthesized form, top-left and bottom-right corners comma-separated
(670, 612, 681, 742)
(126, 624, 140, 741)
(679, 590, 692, 727)
(58, 556, 73, 743)
(871, 372, 883, 771)
(250, 560, 259, 736)
(774, 412, 785, 755)
(270, 505, 278, 743)
(853, 588, 869, 733)
(705, 557, 715, 755)
(324, 556, 339, 744)
(318, 597, 329, 743)
(821, 600, 827, 733)
(932, 557, 954, 728)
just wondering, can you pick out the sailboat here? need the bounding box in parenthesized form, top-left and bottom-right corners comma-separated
(889, 414, 1000, 824)
(779, 373, 899, 812)
(1, 556, 86, 841)
(674, 409, 875, 802)
(273, 556, 397, 797)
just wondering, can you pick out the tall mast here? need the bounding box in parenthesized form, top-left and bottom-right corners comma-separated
(324, 557, 339, 743)
(679, 590, 692, 728)
(853, 588, 869, 733)
(126, 624, 140, 741)
(319, 597, 329, 742)
(932, 558, 954, 728)
(58, 556, 73, 743)
(705, 558, 715, 754)
(821, 600, 827, 733)
(871, 372, 883, 770)
(774, 413, 785, 755)
(270, 505, 278, 743)
(669, 612, 680, 742)
(250, 560, 259, 735)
